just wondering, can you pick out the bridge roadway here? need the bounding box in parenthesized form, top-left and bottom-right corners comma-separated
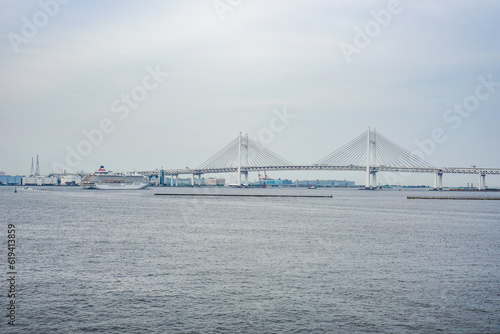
(138, 165, 500, 177)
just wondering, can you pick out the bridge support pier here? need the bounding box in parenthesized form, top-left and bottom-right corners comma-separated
(371, 172, 377, 189)
(244, 172, 249, 186)
(478, 174, 486, 190)
(198, 174, 202, 186)
(170, 176, 174, 187)
(434, 172, 443, 190)
(191, 174, 195, 186)
(160, 169, 164, 185)
(175, 175, 179, 187)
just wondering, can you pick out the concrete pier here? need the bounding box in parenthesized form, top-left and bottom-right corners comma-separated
(155, 193, 333, 198)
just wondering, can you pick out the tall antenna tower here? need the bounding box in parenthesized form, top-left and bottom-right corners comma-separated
(35, 154, 40, 176)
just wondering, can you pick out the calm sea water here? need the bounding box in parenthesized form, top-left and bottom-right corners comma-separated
(1, 186, 499, 333)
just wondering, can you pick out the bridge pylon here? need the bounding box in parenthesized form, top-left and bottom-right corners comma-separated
(197, 132, 292, 186)
(237, 132, 250, 186)
(365, 127, 378, 189)
(317, 128, 436, 189)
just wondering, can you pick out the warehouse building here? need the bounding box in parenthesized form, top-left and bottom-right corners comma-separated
(0, 175, 23, 185)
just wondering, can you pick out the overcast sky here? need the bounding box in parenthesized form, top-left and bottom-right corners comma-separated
(1, 0, 499, 186)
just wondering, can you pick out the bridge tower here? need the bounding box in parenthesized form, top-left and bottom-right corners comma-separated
(237, 132, 242, 186)
(243, 133, 249, 186)
(237, 132, 250, 186)
(365, 128, 377, 189)
(197, 132, 291, 187)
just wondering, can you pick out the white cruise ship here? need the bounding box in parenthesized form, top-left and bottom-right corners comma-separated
(80, 166, 149, 190)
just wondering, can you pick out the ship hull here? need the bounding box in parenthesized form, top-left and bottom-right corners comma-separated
(80, 183, 148, 190)
(93, 183, 148, 190)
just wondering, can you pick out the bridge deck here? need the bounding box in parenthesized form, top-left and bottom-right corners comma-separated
(137, 165, 500, 176)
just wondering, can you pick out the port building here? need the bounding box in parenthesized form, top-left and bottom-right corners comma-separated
(205, 177, 225, 186)
(0, 175, 23, 185)
(22, 176, 58, 186)
(59, 174, 82, 185)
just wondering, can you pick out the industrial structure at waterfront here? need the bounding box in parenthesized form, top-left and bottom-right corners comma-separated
(0, 154, 81, 186)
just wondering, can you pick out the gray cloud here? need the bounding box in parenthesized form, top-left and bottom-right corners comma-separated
(1, 0, 499, 186)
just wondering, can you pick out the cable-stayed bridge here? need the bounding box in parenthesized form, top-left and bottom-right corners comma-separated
(139, 128, 500, 189)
